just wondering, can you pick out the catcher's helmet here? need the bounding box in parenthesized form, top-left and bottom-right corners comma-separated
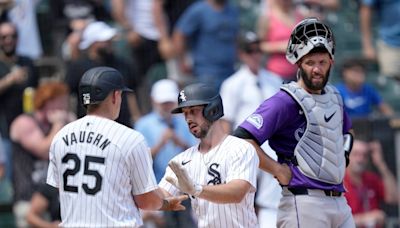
(171, 83, 223, 122)
(79, 66, 133, 106)
(286, 17, 335, 64)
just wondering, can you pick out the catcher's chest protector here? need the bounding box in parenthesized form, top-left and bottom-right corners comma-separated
(281, 82, 346, 184)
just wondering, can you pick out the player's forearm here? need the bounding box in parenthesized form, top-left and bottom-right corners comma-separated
(247, 139, 280, 174)
(198, 180, 251, 204)
(134, 189, 164, 210)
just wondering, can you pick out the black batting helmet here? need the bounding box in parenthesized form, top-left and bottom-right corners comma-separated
(171, 83, 223, 122)
(79, 66, 133, 106)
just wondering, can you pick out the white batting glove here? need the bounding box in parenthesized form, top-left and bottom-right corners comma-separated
(166, 160, 203, 197)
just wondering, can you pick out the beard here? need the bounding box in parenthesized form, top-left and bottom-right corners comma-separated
(299, 66, 331, 92)
(191, 120, 212, 139)
(2, 46, 16, 57)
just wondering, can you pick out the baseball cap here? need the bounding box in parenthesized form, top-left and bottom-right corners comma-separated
(238, 31, 260, 52)
(151, 79, 179, 103)
(79, 21, 117, 50)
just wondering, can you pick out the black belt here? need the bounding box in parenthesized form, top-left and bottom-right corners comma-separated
(287, 187, 342, 197)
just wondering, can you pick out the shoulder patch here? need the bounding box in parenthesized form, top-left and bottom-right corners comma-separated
(246, 114, 263, 129)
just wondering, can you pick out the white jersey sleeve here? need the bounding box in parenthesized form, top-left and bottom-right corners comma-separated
(225, 137, 259, 189)
(46, 132, 61, 188)
(128, 135, 158, 195)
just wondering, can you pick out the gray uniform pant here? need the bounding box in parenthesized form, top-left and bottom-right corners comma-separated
(277, 188, 355, 228)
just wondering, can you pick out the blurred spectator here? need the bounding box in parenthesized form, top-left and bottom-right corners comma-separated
(173, 0, 239, 90)
(63, 0, 111, 22)
(359, 0, 400, 81)
(0, 134, 12, 204)
(0, 21, 38, 182)
(65, 21, 141, 127)
(219, 30, 282, 227)
(220, 30, 282, 132)
(7, 0, 43, 59)
(0, 135, 4, 179)
(294, 0, 339, 21)
(334, 58, 394, 118)
(153, 0, 195, 85)
(26, 183, 60, 228)
(258, 0, 303, 82)
(344, 139, 399, 228)
(61, 1, 95, 61)
(9, 81, 74, 228)
(135, 79, 197, 228)
(111, 0, 163, 114)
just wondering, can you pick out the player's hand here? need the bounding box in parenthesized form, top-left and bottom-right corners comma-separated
(162, 195, 189, 211)
(275, 163, 292, 186)
(166, 160, 203, 197)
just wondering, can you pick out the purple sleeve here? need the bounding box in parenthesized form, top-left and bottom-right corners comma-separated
(239, 91, 292, 145)
(343, 110, 352, 133)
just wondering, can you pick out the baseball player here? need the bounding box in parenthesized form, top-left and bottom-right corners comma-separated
(234, 18, 356, 227)
(46, 66, 187, 227)
(158, 83, 259, 228)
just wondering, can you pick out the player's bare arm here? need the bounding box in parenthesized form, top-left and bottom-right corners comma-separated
(134, 188, 188, 211)
(196, 179, 252, 204)
(156, 187, 189, 211)
(246, 139, 292, 185)
(167, 160, 253, 204)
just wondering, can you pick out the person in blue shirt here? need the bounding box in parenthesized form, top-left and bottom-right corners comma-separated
(335, 58, 394, 118)
(172, 0, 239, 90)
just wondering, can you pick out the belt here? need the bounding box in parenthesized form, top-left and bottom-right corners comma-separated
(285, 187, 342, 197)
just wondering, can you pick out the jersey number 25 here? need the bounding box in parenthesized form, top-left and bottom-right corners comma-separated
(62, 153, 105, 195)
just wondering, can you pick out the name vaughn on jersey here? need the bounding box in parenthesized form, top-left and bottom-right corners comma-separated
(62, 131, 111, 150)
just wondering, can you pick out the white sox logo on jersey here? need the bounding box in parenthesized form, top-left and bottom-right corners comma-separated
(207, 163, 221, 185)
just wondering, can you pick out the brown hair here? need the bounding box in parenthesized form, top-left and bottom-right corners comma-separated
(34, 81, 69, 110)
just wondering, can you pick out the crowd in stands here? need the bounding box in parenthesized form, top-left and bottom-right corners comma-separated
(0, 0, 399, 227)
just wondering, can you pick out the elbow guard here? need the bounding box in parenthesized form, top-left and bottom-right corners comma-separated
(233, 127, 260, 145)
(343, 133, 354, 167)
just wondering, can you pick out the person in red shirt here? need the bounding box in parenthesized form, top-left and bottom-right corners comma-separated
(344, 139, 398, 228)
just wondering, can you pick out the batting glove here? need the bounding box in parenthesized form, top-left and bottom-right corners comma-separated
(166, 160, 203, 197)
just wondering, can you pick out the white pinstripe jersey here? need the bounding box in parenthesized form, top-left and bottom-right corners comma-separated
(46, 115, 158, 228)
(159, 135, 259, 228)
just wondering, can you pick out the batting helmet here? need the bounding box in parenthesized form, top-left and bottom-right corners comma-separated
(286, 17, 335, 64)
(171, 83, 224, 122)
(79, 66, 133, 106)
